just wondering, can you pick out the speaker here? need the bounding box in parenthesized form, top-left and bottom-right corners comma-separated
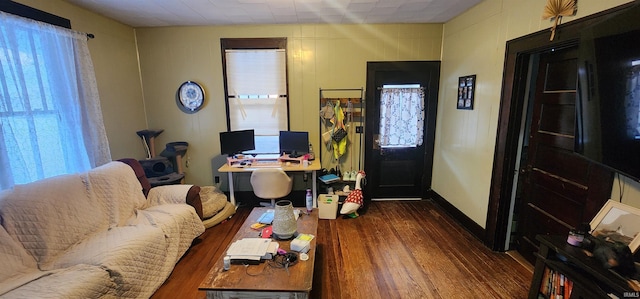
(138, 157, 174, 178)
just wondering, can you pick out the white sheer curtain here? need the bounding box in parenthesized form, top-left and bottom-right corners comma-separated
(0, 11, 110, 190)
(379, 87, 425, 147)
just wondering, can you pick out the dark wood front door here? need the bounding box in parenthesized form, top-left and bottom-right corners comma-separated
(516, 46, 613, 262)
(364, 61, 440, 199)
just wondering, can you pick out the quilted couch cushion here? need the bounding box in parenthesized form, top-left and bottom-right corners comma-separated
(1, 264, 116, 299)
(45, 225, 168, 298)
(0, 222, 45, 296)
(117, 158, 152, 197)
(85, 162, 147, 227)
(0, 173, 106, 266)
(129, 204, 205, 269)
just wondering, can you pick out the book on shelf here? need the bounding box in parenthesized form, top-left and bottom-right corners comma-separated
(539, 267, 573, 299)
(319, 173, 340, 184)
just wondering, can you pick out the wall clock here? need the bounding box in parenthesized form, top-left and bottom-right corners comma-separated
(177, 81, 205, 113)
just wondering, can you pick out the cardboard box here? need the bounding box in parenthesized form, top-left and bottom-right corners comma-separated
(318, 194, 339, 219)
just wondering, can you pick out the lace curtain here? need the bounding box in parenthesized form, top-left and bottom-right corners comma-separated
(379, 87, 425, 147)
(0, 11, 110, 190)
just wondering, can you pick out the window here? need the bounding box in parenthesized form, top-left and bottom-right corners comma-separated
(221, 38, 289, 154)
(379, 84, 425, 148)
(0, 11, 110, 189)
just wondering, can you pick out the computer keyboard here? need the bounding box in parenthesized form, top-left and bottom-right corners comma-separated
(251, 160, 282, 167)
(254, 154, 281, 159)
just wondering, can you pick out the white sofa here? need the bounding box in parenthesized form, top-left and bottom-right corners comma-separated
(0, 161, 205, 298)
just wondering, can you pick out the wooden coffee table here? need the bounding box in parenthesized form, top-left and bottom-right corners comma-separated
(199, 207, 318, 299)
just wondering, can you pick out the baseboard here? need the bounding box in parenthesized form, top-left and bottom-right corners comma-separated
(427, 190, 485, 242)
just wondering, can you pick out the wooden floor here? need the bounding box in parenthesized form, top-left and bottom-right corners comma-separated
(151, 200, 532, 299)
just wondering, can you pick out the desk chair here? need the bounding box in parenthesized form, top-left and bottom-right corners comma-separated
(250, 168, 293, 207)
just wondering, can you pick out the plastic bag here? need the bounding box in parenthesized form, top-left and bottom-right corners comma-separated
(319, 101, 335, 120)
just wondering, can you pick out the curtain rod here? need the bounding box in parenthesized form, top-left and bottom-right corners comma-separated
(86, 33, 95, 39)
(377, 86, 424, 90)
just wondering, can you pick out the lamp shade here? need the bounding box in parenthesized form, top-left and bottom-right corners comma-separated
(272, 200, 297, 239)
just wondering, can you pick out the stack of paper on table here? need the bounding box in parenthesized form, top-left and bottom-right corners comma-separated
(226, 238, 279, 263)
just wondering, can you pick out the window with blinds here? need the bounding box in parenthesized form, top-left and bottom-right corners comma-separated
(221, 38, 289, 154)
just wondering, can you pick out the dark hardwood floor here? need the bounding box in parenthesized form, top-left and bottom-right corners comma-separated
(151, 200, 532, 298)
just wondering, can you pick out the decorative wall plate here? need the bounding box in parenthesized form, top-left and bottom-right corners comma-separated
(177, 81, 204, 113)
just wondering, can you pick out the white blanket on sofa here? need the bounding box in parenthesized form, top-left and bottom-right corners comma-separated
(85, 162, 149, 228)
(0, 161, 205, 298)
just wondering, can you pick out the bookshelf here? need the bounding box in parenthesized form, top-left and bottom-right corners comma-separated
(528, 235, 640, 299)
(538, 267, 574, 298)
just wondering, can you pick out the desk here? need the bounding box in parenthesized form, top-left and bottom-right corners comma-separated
(218, 159, 321, 207)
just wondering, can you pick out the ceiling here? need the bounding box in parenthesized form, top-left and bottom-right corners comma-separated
(63, 0, 483, 27)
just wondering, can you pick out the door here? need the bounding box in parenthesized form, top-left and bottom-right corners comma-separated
(364, 61, 440, 199)
(515, 46, 612, 263)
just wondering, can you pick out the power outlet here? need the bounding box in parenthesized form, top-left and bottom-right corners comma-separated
(356, 126, 363, 133)
(214, 176, 220, 184)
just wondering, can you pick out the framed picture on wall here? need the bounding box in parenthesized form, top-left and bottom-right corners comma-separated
(590, 199, 640, 253)
(457, 75, 476, 110)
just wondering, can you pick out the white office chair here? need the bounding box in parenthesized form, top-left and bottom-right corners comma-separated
(250, 168, 293, 207)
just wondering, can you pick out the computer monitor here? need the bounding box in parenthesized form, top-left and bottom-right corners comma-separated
(219, 129, 255, 156)
(279, 131, 309, 158)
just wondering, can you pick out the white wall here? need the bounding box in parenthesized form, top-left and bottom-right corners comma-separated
(434, 0, 635, 228)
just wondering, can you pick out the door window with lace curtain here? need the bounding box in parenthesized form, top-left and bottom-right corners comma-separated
(378, 84, 425, 148)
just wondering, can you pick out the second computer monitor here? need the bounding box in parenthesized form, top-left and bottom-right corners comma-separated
(220, 129, 255, 156)
(279, 131, 309, 158)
